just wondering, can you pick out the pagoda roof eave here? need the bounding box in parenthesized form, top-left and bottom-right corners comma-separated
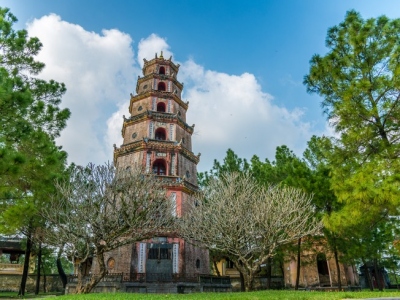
(114, 139, 200, 165)
(121, 111, 194, 136)
(143, 57, 180, 74)
(137, 73, 183, 90)
(130, 91, 188, 111)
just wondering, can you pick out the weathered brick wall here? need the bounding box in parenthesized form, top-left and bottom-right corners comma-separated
(0, 274, 64, 293)
(175, 126, 192, 151)
(91, 244, 134, 275)
(184, 241, 210, 275)
(172, 101, 186, 119)
(123, 117, 149, 144)
(177, 155, 197, 185)
(144, 64, 156, 76)
(116, 152, 143, 169)
(129, 98, 150, 115)
(283, 252, 349, 288)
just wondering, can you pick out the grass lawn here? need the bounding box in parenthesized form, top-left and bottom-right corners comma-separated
(2, 290, 400, 300)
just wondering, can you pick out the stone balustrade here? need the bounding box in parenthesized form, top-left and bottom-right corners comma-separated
(0, 263, 23, 274)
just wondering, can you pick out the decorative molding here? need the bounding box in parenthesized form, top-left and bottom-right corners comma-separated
(138, 243, 146, 273)
(173, 244, 179, 274)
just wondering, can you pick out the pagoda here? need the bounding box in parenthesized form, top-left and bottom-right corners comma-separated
(101, 52, 209, 286)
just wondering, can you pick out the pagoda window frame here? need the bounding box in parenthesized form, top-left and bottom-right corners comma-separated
(152, 159, 167, 176)
(155, 128, 166, 140)
(158, 82, 166, 91)
(159, 66, 166, 75)
(157, 102, 166, 112)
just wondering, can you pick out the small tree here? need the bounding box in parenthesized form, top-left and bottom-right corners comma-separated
(42, 163, 174, 294)
(179, 172, 321, 292)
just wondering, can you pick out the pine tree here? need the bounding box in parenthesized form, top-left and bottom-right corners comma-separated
(0, 7, 70, 295)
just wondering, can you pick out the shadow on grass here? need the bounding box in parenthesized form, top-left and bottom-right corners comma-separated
(0, 292, 62, 299)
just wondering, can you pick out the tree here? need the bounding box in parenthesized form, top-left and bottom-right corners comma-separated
(303, 136, 347, 289)
(198, 148, 249, 188)
(304, 10, 400, 221)
(0, 7, 70, 296)
(179, 172, 321, 292)
(41, 163, 175, 294)
(197, 148, 251, 290)
(204, 148, 318, 290)
(251, 146, 313, 290)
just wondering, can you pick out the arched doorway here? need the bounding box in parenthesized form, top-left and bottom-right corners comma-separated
(317, 253, 331, 286)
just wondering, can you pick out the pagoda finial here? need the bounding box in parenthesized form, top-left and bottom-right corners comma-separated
(160, 51, 164, 59)
(155, 52, 158, 58)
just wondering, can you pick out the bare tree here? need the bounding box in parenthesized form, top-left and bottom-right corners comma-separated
(179, 172, 321, 292)
(41, 163, 174, 294)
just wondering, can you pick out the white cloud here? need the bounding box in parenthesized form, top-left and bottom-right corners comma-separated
(27, 14, 139, 166)
(26, 17, 326, 171)
(105, 101, 128, 153)
(179, 59, 314, 171)
(137, 34, 173, 68)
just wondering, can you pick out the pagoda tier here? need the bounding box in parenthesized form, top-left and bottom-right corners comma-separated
(129, 91, 188, 117)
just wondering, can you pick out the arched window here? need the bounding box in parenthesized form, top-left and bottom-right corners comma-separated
(157, 102, 166, 112)
(153, 160, 166, 175)
(158, 82, 166, 91)
(159, 66, 165, 75)
(107, 258, 115, 270)
(155, 128, 166, 140)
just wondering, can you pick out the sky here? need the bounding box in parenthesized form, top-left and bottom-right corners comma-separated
(3, 0, 400, 172)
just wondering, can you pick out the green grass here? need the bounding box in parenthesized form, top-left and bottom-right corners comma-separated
(3, 290, 400, 300)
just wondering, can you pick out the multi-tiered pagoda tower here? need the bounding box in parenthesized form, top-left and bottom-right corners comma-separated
(103, 52, 208, 284)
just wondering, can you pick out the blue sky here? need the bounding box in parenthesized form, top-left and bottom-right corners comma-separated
(3, 1, 400, 172)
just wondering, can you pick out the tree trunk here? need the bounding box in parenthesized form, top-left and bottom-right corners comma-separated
(266, 257, 272, 289)
(56, 246, 67, 290)
(75, 260, 85, 294)
(374, 258, 383, 291)
(18, 229, 33, 296)
(295, 237, 301, 290)
(242, 270, 254, 292)
(42, 258, 47, 293)
(279, 260, 285, 288)
(35, 242, 42, 294)
(76, 250, 107, 294)
(362, 258, 373, 291)
(239, 271, 245, 292)
(333, 246, 341, 290)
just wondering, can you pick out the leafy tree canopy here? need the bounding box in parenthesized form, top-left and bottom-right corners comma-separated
(304, 10, 400, 221)
(0, 6, 70, 233)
